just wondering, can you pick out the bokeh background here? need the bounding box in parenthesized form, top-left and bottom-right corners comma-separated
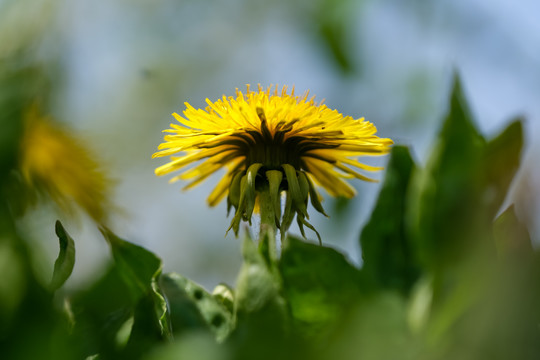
(4, 0, 539, 289)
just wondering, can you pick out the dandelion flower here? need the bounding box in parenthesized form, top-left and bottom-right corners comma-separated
(18, 105, 110, 223)
(153, 85, 392, 240)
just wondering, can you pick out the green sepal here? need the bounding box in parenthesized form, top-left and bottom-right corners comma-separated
(227, 174, 248, 236)
(296, 214, 322, 245)
(306, 174, 328, 217)
(266, 170, 283, 227)
(282, 164, 308, 218)
(296, 171, 310, 205)
(244, 163, 263, 223)
(227, 170, 244, 216)
(280, 191, 295, 242)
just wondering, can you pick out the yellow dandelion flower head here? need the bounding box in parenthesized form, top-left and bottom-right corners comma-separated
(153, 85, 393, 239)
(19, 105, 110, 222)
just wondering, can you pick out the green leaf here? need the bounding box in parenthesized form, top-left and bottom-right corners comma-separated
(493, 205, 532, 260)
(160, 273, 233, 343)
(320, 293, 416, 360)
(407, 74, 525, 274)
(70, 229, 170, 358)
(50, 220, 76, 291)
(143, 332, 227, 360)
(482, 119, 524, 217)
(360, 146, 420, 295)
(124, 292, 167, 359)
(100, 227, 161, 301)
(99, 227, 170, 340)
(279, 236, 361, 340)
(70, 266, 137, 357)
(407, 74, 489, 269)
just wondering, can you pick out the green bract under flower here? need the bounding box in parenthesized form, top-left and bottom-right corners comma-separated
(153, 85, 393, 240)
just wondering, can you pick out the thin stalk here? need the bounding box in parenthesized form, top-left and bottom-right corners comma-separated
(258, 185, 278, 260)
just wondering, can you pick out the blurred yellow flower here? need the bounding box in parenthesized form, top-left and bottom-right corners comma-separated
(153, 85, 392, 238)
(19, 105, 109, 223)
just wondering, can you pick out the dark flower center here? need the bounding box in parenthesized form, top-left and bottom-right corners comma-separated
(227, 107, 338, 171)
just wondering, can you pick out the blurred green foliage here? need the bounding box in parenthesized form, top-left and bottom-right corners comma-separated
(1, 53, 538, 360)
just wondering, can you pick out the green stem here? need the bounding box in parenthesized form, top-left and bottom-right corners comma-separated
(258, 185, 277, 259)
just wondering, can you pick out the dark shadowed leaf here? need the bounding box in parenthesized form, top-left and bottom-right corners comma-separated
(100, 227, 170, 340)
(70, 229, 169, 359)
(360, 146, 420, 295)
(100, 228, 162, 302)
(70, 265, 137, 358)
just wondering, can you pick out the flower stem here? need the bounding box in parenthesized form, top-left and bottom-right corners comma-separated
(258, 185, 278, 258)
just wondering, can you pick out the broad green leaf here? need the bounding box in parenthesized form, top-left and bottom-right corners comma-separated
(158, 274, 208, 336)
(143, 332, 227, 360)
(279, 236, 361, 340)
(320, 293, 416, 360)
(360, 146, 420, 295)
(100, 227, 170, 341)
(160, 273, 233, 343)
(50, 220, 76, 291)
(423, 242, 540, 360)
(124, 292, 168, 359)
(482, 120, 523, 217)
(407, 74, 525, 272)
(100, 227, 162, 301)
(70, 229, 170, 358)
(70, 266, 138, 357)
(493, 205, 532, 259)
(407, 74, 488, 269)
